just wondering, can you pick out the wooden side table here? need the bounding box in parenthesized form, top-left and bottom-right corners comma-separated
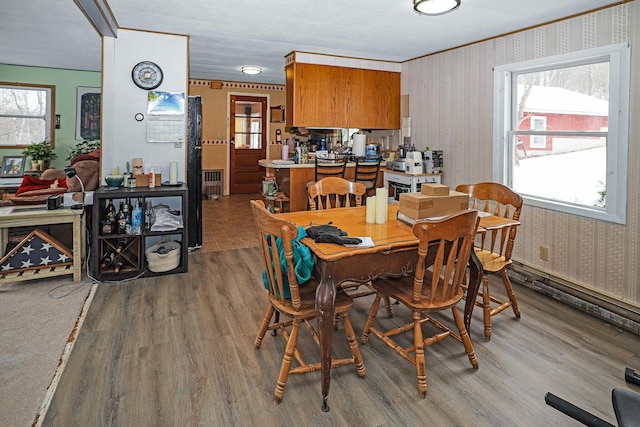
(0, 206, 84, 283)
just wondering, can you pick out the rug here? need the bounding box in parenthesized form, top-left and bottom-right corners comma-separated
(0, 277, 94, 427)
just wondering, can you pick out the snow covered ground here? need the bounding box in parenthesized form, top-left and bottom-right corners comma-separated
(513, 146, 606, 206)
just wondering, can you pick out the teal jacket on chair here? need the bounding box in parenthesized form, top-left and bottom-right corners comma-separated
(262, 226, 314, 298)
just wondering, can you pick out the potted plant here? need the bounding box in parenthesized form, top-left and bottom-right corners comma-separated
(66, 139, 100, 163)
(22, 140, 58, 170)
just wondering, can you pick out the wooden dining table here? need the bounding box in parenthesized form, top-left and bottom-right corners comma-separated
(278, 204, 495, 411)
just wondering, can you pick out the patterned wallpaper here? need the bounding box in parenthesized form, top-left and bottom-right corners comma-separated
(402, 3, 639, 308)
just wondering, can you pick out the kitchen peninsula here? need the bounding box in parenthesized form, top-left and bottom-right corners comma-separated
(259, 159, 385, 212)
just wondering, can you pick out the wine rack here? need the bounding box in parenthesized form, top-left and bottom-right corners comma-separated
(90, 185, 188, 281)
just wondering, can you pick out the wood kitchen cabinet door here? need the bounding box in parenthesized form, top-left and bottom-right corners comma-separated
(286, 62, 400, 129)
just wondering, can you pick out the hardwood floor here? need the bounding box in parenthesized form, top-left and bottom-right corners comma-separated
(42, 195, 640, 426)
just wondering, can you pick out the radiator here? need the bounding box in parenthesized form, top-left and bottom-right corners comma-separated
(202, 169, 222, 199)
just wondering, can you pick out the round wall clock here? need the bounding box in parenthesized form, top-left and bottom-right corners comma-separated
(131, 61, 163, 90)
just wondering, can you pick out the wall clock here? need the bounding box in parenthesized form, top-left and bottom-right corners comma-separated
(131, 61, 163, 90)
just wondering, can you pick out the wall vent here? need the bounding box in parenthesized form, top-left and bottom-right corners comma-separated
(202, 170, 223, 199)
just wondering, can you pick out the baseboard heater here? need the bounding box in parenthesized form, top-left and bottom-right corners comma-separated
(509, 261, 640, 336)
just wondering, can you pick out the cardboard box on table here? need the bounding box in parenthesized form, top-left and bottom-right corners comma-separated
(399, 190, 470, 219)
(420, 183, 450, 196)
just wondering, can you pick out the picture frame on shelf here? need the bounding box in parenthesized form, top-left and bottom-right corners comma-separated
(1, 155, 25, 177)
(76, 86, 101, 140)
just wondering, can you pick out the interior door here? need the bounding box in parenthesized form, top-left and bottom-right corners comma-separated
(230, 95, 267, 194)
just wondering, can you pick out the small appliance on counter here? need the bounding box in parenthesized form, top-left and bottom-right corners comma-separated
(406, 152, 424, 175)
(389, 159, 407, 172)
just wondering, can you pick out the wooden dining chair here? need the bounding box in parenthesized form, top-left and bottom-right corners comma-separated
(353, 156, 382, 197)
(307, 177, 394, 319)
(250, 200, 366, 403)
(455, 182, 523, 341)
(307, 176, 366, 210)
(360, 210, 480, 398)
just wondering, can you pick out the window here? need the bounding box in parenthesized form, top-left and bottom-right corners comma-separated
(493, 43, 630, 224)
(0, 83, 55, 148)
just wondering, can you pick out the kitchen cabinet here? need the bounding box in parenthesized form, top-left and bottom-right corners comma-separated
(286, 62, 400, 129)
(90, 185, 188, 281)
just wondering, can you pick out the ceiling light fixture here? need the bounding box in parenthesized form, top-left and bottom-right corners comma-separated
(413, 0, 460, 16)
(241, 66, 262, 75)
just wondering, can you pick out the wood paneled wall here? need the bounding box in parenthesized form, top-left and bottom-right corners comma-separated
(402, 3, 639, 308)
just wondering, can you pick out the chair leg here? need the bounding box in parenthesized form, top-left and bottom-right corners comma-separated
(501, 270, 521, 318)
(361, 294, 382, 344)
(452, 306, 478, 369)
(272, 311, 280, 336)
(383, 295, 394, 318)
(482, 274, 492, 341)
(340, 312, 366, 378)
(255, 305, 275, 348)
(274, 318, 301, 404)
(413, 310, 427, 398)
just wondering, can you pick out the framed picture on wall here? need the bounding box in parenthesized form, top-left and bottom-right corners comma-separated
(1, 155, 25, 177)
(76, 86, 101, 140)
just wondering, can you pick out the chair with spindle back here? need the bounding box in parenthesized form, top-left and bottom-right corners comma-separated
(360, 210, 480, 398)
(251, 199, 366, 403)
(455, 182, 523, 341)
(307, 177, 394, 319)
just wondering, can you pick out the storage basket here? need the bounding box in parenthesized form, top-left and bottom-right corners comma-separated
(145, 239, 181, 272)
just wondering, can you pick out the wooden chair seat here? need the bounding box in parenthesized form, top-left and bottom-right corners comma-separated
(251, 199, 366, 404)
(361, 210, 480, 398)
(456, 182, 523, 341)
(474, 248, 511, 273)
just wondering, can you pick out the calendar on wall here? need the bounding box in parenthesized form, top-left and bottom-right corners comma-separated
(147, 91, 186, 143)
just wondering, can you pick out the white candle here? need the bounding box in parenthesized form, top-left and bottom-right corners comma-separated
(375, 188, 387, 224)
(366, 196, 376, 223)
(169, 161, 178, 184)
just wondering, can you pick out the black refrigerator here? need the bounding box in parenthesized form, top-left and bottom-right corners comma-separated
(187, 95, 203, 251)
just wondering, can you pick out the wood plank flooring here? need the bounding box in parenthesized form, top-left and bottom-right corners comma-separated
(42, 195, 640, 426)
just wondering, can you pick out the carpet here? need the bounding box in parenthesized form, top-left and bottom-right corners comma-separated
(0, 277, 95, 427)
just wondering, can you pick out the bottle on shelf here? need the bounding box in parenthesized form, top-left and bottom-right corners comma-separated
(149, 166, 155, 188)
(117, 202, 127, 234)
(124, 199, 131, 234)
(101, 250, 115, 269)
(113, 260, 125, 274)
(114, 237, 128, 253)
(132, 198, 143, 234)
(105, 199, 116, 223)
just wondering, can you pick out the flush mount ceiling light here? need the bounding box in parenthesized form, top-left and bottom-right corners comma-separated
(414, 0, 460, 15)
(241, 66, 262, 75)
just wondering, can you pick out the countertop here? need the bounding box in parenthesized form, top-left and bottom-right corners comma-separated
(259, 159, 357, 168)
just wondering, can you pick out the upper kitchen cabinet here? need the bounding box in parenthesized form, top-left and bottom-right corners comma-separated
(285, 61, 400, 129)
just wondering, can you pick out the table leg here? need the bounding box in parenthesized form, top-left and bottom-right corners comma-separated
(316, 261, 336, 412)
(464, 250, 482, 331)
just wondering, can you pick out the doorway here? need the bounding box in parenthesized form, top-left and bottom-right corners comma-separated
(229, 95, 267, 194)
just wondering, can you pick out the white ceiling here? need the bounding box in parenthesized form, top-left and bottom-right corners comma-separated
(0, 0, 625, 85)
